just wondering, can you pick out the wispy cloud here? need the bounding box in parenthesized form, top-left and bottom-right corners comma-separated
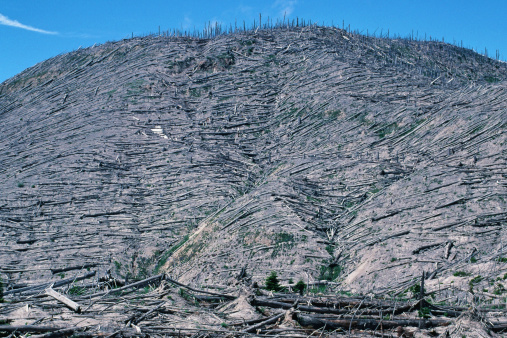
(181, 15, 193, 30)
(0, 13, 58, 35)
(238, 5, 254, 14)
(273, 0, 297, 17)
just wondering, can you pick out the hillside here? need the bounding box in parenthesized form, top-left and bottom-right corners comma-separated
(0, 25, 506, 335)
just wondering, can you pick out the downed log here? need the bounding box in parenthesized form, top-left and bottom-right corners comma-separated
(412, 242, 445, 255)
(444, 241, 453, 259)
(294, 313, 452, 330)
(79, 209, 126, 218)
(252, 297, 348, 314)
(192, 294, 230, 302)
(165, 275, 236, 300)
(126, 301, 166, 325)
(250, 297, 292, 309)
(4, 271, 97, 296)
(33, 327, 84, 338)
(426, 304, 462, 318)
(229, 316, 273, 326)
(434, 198, 465, 210)
(364, 230, 410, 247)
(251, 296, 419, 314)
(489, 323, 507, 333)
(0, 325, 65, 333)
(82, 273, 164, 298)
(45, 287, 82, 313)
(51, 264, 98, 274)
(241, 312, 285, 333)
(371, 210, 400, 221)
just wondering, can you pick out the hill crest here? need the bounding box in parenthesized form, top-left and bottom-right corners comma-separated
(0, 26, 506, 333)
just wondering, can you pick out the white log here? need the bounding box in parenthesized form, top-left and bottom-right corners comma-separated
(45, 287, 82, 313)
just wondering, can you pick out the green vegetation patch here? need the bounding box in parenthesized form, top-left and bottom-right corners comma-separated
(319, 263, 341, 281)
(216, 51, 235, 68)
(376, 122, 398, 138)
(274, 232, 294, 244)
(309, 284, 327, 294)
(396, 119, 425, 139)
(470, 124, 485, 135)
(189, 88, 201, 97)
(325, 245, 334, 256)
(68, 285, 86, 296)
(154, 235, 190, 273)
(453, 271, 470, 277)
(418, 307, 431, 318)
(327, 110, 341, 119)
(469, 275, 483, 293)
(494, 283, 506, 295)
(270, 232, 296, 257)
(484, 75, 500, 83)
(408, 283, 421, 299)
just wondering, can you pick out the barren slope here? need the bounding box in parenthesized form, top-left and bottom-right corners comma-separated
(1, 26, 506, 302)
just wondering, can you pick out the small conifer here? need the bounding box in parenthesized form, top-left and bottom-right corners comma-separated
(294, 280, 307, 295)
(265, 271, 281, 291)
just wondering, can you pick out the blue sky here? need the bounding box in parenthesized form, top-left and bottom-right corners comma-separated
(1, 0, 506, 83)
